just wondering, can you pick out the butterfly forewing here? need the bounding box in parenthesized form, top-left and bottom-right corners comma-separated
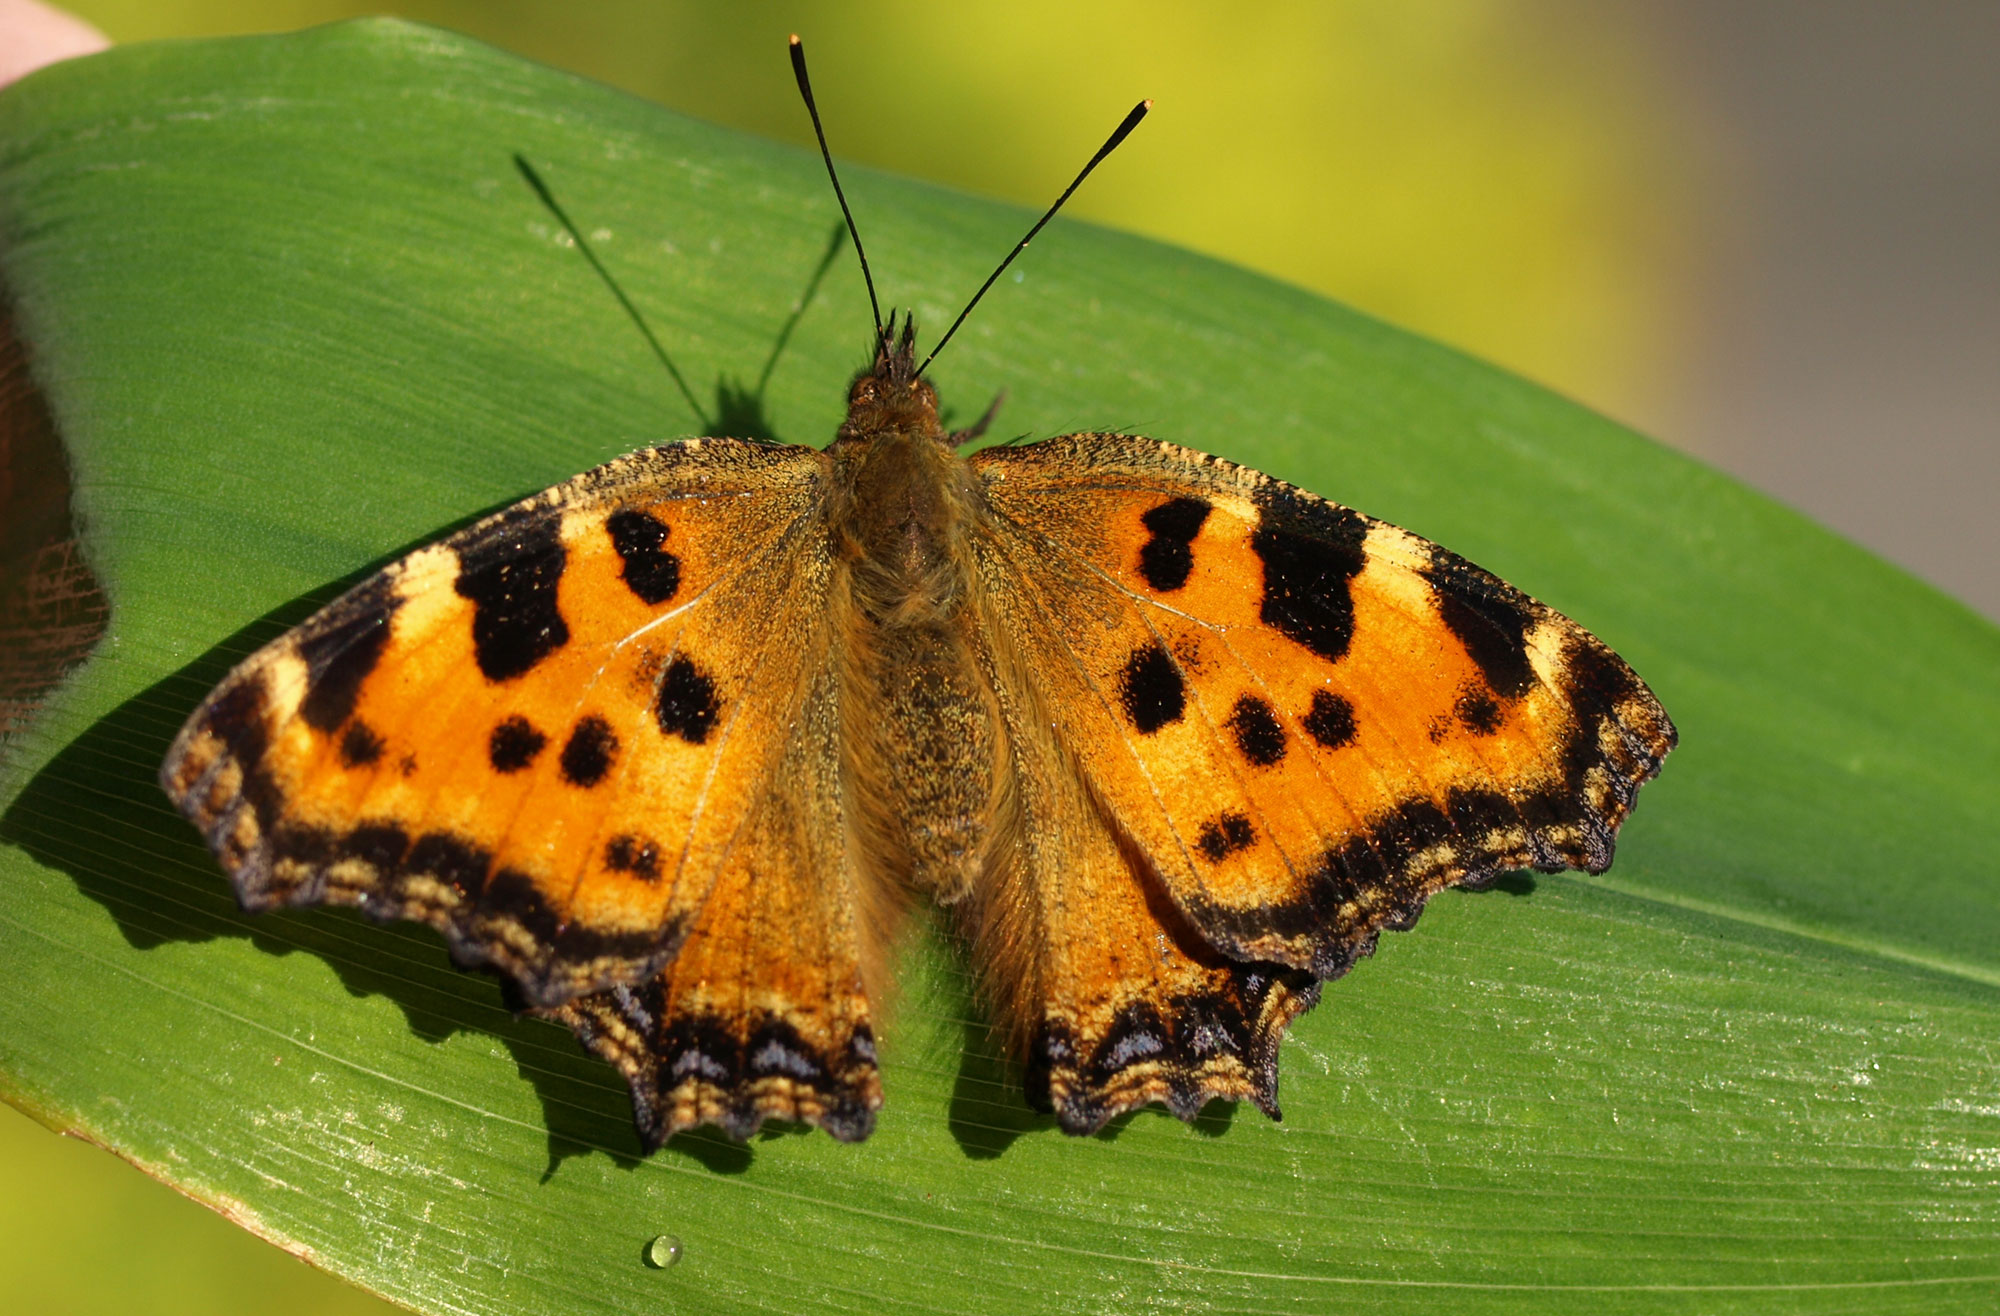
(161, 438, 840, 1009)
(971, 433, 1676, 981)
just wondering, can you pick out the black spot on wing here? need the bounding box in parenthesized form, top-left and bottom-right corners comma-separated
(560, 715, 618, 787)
(454, 510, 571, 683)
(198, 674, 271, 762)
(1302, 688, 1357, 749)
(1136, 497, 1211, 592)
(488, 715, 547, 773)
(403, 831, 492, 900)
(1225, 693, 1287, 767)
(1559, 630, 1647, 712)
(340, 821, 410, 877)
(606, 509, 682, 605)
(339, 721, 384, 768)
(604, 833, 660, 881)
(655, 654, 719, 744)
(1249, 496, 1368, 663)
(1196, 810, 1257, 861)
(1117, 642, 1184, 734)
(480, 865, 561, 945)
(1423, 546, 1537, 699)
(297, 576, 400, 732)
(1456, 683, 1503, 735)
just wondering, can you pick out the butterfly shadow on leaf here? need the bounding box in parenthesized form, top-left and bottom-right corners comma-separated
(515, 152, 848, 449)
(0, 530, 757, 1180)
(709, 220, 848, 444)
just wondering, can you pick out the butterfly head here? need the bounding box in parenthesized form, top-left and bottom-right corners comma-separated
(839, 312, 942, 444)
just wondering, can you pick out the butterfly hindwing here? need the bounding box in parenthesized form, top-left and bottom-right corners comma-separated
(544, 655, 884, 1145)
(161, 438, 841, 1010)
(972, 432, 1676, 984)
(966, 612, 1320, 1133)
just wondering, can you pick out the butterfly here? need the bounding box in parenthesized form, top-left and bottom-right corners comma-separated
(160, 38, 1675, 1149)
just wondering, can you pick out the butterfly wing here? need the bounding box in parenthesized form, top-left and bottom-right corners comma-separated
(163, 438, 880, 1141)
(969, 433, 1674, 1126)
(542, 655, 883, 1146)
(965, 610, 1321, 1133)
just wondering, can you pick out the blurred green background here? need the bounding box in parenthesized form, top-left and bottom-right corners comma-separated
(5, 2, 1995, 1313)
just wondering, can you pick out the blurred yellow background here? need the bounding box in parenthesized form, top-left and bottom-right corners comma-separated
(9, 2, 1997, 1313)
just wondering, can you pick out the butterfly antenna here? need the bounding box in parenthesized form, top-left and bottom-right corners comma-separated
(790, 35, 886, 353)
(513, 153, 708, 428)
(917, 98, 1151, 377)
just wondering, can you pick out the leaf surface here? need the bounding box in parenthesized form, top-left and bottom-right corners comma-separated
(2, 20, 1996, 1315)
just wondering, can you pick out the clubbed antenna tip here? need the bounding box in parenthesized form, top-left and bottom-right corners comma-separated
(790, 35, 886, 353)
(917, 98, 1152, 377)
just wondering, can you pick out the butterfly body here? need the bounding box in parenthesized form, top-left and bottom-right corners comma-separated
(828, 324, 999, 904)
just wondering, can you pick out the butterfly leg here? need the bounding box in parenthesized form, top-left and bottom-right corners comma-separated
(947, 391, 1006, 446)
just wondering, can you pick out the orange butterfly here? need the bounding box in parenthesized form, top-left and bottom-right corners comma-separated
(161, 38, 1674, 1148)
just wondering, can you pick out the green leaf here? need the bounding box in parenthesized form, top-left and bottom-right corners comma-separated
(3, 19, 1997, 1314)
